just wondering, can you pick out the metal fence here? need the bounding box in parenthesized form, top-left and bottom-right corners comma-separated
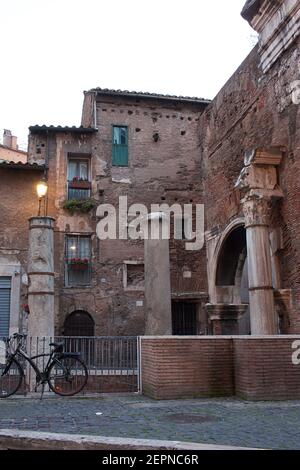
(1, 336, 139, 395)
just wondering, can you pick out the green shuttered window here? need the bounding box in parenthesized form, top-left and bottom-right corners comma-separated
(112, 126, 128, 166)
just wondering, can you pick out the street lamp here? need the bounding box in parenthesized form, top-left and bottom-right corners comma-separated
(36, 178, 48, 216)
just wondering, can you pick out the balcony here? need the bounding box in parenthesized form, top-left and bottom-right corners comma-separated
(68, 178, 91, 200)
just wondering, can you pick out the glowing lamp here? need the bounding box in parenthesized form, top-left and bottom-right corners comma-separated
(36, 180, 48, 199)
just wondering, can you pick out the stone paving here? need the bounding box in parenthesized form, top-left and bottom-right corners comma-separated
(0, 394, 300, 449)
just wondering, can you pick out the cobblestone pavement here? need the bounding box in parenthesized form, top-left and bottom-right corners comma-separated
(0, 394, 300, 449)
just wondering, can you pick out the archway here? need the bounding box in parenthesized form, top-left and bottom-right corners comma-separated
(209, 222, 250, 334)
(63, 310, 95, 336)
(63, 310, 95, 364)
(216, 225, 246, 287)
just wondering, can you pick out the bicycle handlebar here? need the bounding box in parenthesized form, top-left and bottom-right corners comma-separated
(12, 333, 26, 340)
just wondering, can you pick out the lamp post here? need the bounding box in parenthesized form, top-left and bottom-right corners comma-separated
(36, 178, 48, 216)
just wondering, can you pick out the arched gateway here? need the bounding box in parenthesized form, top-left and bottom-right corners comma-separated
(206, 219, 249, 335)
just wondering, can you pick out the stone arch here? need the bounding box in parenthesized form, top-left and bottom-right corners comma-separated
(63, 310, 95, 336)
(216, 225, 246, 286)
(207, 218, 250, 335)
(211, 218, 247, 303)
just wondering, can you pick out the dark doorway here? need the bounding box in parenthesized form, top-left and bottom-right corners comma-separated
(63, 311, 95, 365)
(64, 310, 94, 336)
(172, 302, 197, 335)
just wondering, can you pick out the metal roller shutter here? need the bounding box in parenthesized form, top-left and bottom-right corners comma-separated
(0, 277, 11, 337)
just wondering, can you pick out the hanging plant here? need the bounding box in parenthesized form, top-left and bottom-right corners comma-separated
(62, 198, 98, 215)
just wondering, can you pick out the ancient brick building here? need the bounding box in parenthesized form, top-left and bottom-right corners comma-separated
(0, 0, 299, 339)
(1, 92, 210, 337)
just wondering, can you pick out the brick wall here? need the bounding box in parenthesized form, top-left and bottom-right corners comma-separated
(141, 337, 234, 399)
(233, 337, 300, 400)
(200, 38, 300, 331)
(0, 168, 44, 312)
(141, 336, 300, 400)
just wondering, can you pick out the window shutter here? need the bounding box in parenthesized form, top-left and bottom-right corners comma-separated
(112, 127, 128, 166)
(0, 277, 11, 337)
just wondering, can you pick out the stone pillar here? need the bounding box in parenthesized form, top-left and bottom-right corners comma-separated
(206, 304, 248, 335)
(144, 213, 172, 335)
(235, 147, 284, 335)
(242, 194, 277, 335)
(27, 217, 55, 340)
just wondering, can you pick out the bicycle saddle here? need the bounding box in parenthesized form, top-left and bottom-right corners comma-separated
(49, 342, 64, 352)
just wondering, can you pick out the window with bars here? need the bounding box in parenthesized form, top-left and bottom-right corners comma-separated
(65, 235, 92, 286)
(112, 126, 128, 166)
(67, 157, 91, 200)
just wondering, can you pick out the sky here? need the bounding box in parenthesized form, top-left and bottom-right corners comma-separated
(0, 0, 256, 150)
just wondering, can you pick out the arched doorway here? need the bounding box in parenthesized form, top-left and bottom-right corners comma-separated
(210, 223, 250, 334)
(64, 310, 95, 336)
(63, 310, 95, 364)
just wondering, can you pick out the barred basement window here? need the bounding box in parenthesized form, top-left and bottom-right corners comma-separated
(65, 235, 92, 287)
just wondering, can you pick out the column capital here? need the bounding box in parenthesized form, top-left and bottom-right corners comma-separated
(241, 193, 272, 228)
(29, 216, 55, 230)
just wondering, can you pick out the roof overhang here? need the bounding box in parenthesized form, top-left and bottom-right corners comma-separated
(29, 125, 97, 134)
(0, 160, 45, 171)
(90, 88, 211, 106)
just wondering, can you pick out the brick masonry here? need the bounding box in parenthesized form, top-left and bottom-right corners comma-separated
(141, 337, 234, 399)
(1, 3, 300, 339)
(200, 38, 300, 331)
(26, 95, 209, 337)
(141, 336, 300, 400)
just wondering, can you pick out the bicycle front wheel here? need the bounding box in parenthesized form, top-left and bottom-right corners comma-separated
(0, 358, 23, 398)
(47, 356, 88, 396)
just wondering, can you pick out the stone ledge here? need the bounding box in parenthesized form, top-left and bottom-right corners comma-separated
(0, 429, 260, 450)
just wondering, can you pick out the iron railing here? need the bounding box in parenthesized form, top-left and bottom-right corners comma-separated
(0, 336, 139, 394)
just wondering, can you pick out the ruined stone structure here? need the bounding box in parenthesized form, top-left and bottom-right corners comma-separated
(0, 0, 299, 339)
(203, 0, 300, 335)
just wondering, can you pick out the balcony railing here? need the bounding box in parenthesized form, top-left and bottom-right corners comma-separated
(67, 180, 91, 200)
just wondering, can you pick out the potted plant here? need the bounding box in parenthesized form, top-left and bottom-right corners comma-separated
(67, 257, 89, 270)
(63, 198, 98, 214)
(68, 176, 91, 190)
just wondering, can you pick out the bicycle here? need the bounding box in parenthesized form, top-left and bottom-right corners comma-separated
(0, 333, 88, 398)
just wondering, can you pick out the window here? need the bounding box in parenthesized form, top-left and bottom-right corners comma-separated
(123, 261, 144, 291)
(65, 235, 92, 286)
(112, 126, 128, 166)
(67, 157, 91, 200)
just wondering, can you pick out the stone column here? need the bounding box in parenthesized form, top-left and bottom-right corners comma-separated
(242, 194, 277, 335)
(27, 217, 55, 340)
(144, 213, 172, 335)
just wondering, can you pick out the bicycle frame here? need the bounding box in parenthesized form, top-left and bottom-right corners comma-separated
(1, 335, 88, 399)
(7, 345, 56, 384)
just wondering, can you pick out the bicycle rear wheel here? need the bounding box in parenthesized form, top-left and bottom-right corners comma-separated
(47, 355, 88, 396)
(0, 358, 23, 398)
